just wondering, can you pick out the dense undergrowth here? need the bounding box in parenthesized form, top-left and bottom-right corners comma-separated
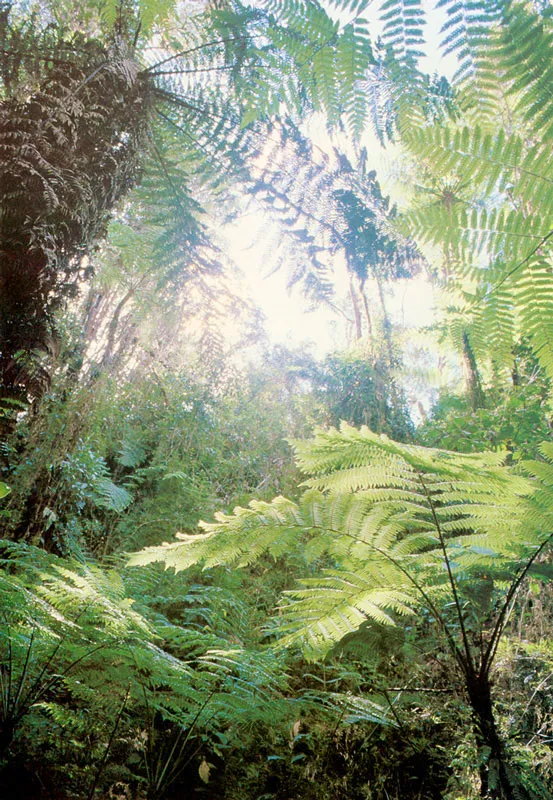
(1, 344, 553, 799)
(3, 0, 553, 797)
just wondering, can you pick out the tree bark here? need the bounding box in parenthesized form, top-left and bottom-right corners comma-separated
(467, 674, 532, 799)
(375, 275, 394, 364)
(462, 331, 486, 411)
(349, 274, 363, 340)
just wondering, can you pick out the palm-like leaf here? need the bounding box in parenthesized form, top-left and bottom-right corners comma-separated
(129, 424, 539, 661)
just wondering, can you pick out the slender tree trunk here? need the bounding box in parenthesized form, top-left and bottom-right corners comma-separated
(462, 331, 486, 411)
(349, 274, 363, 340)
(100, 288, 135, 368)
(375, 275, 394, 364)
(0, 720, 16, 758)
(467, 673, 532, 799)
(359, 278, 374, 352)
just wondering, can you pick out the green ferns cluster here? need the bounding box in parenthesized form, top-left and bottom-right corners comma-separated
(130, 424, 553, 796)
(0, 539, 297, 796)
(129, 423, 542, 660)
(401, 1, 553, 385)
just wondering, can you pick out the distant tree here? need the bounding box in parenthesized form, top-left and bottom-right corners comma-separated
(314, 346, 414, 441)
(250, 138, 423, 346)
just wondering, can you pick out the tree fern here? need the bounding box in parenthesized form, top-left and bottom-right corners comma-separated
(129, 424, 553, 795)
(1, 0, 382, 399)
(397, 2, 553, 389)
(129, 423, 534, 657)
(402, 124, 553, 381)
(403, 123, 553, 221)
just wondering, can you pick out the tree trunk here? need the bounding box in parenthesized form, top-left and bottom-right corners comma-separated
(375, 275, 394, 364)
(0, 720, 16, 758)
(467, 674, 532, 799)
(462, 331, 486, 411)
(100, 288, 135, 369)
(0, 30, 150, 400)
(349, 275, 363, 340)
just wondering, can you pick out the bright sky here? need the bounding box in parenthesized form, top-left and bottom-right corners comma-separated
(225, 215, 348, 357)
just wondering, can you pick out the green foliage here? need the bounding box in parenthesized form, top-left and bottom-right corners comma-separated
(256, 0, 375, 136)
(0, 540, 178, 759)
(6, 2, 553, 796)
(0, 344, 317, 557)
(0, 0, 382, 400)
(129, 423, 534, 656)
(437, 0, 504, 116)
(380, 0, 425, 64)
(0, 385, 136, 555)
(314, 347, 415, 440)
(130, 423, 553, 794)
(400, 1, 553, 387)
(0, 538, 305, 797)
(418, 346, 553, 459)
(88, 363, 308, 555)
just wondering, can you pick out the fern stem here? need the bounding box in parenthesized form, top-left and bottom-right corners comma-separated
(153, 87, 219, 119)
(86, 684, 130, 800)
(143, 36, 252, 74)
(149, 64, 237, 76)
(155, 109, 230, 180)
(471, 226, 553, 311)
(17, 605, 92, 714)
(11, 626, 35, 719)
(482, 529, 553, 675)
(2, 619, 13, 720)
(417, 475, 476, 677)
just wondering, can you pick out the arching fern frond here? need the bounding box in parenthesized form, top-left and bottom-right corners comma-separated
(129, 424, 538, 661)
(499, 2, 553, 141)
(512, 258, 553, 382)
(276, 571, 416, 659)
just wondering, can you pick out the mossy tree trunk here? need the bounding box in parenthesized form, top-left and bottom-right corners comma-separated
(0, 30, 152, 400)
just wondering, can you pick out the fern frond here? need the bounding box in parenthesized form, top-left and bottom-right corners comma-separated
(303, 689, 394, 726)
(276, 571, 416, 659)
(335, 18, 373, 138)
(512, 258, 553, 381)
(404, 124, 526, 193)
(127, 495, 304, 571)
(129, 425, 539, 662)
(499, 3, 553, 141)
(93, 477, 133, 513)
(437, 0, 504, 117)
(380, 0, 426, 64)
(477, 283, 516, 373)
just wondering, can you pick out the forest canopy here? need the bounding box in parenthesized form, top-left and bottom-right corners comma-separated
(2, 1, 553, 799)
